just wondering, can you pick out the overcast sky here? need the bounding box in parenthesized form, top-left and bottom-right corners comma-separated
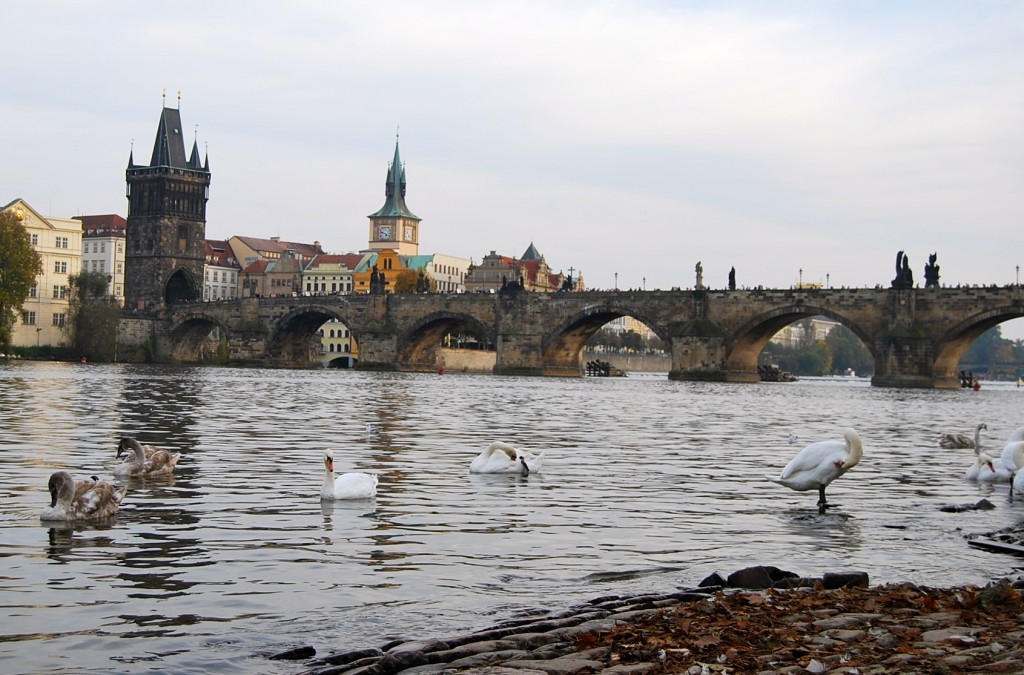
(5, 1, 1024, 335)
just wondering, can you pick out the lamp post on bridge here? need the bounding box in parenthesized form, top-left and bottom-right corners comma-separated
(643, 276, 646, 291)
(614, 272, 618, 291)
(1017, 265, 1020, 287)
(826, 273, 830, 289)
(799, 268, 803, 289)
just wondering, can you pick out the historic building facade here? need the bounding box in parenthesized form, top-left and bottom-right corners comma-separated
(124, 105, 210, 311)
(3, 199, 82, 348)
(78, 214, 127, 304)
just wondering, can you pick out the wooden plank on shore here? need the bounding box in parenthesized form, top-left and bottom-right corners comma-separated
(968, 538, 1024, 556)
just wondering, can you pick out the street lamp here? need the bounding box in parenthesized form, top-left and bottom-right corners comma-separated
(826, 273, 830, 289)
(643, 276, 646, 291)
(614, 272, 618, 291)
(799, 268, 803, 289)
(1017, 265, 1020, 286)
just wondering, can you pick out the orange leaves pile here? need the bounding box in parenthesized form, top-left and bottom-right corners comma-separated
(575, 581, 1024, 674)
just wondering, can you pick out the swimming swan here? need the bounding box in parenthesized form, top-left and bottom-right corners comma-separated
(41, 471, 127, 522)
(321, 449, 377, 500)
(767, 428, 862, 512)
(939, 423, 986, 450)
(114, 437, 180, 478)
(469, 441, 544, 475)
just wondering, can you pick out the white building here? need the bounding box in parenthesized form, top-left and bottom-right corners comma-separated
(204, 240, 241, 301)
(77, 214, 126, 304)
(303, 253, 367, 296)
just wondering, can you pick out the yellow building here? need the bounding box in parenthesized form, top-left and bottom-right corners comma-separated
(3, 199, 82, 348)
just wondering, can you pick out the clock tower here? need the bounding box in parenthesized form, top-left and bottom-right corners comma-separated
(368, 139, 420, 256)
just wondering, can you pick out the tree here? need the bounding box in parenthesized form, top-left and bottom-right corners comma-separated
(67, 271, 121, 362)
(0, 209, 43, 351)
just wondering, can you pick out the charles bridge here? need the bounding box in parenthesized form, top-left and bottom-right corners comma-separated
(119, 285, 1024, 388)
(119, 284, 1024, 391)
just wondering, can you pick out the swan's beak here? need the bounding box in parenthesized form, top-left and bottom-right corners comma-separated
(987, 461, 996, 472)
(326, 458, 334, 472)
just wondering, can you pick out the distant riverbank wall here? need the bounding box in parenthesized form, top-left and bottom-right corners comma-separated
(438, 349, 670, 374)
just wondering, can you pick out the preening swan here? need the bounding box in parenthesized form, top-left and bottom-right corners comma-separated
(114, 437, 180, 478)
(321, 449, 377, 500)
(41, 471, 127, 522)
(469, 441, 545, 475)
(999, 426, 1024, 469)
(767, 428, 863, 512)
(938, 423, 986, 450)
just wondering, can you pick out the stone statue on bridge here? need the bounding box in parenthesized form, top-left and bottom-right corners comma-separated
(924, 253, 940, 288)
(370, 265, 387, 294)
(892, 251, 914, 290)
(695, 262, 704, 290)
(728, 267, 736, 291)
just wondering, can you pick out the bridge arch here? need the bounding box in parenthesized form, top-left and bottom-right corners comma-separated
(725, 304, 875, 381)
(933, 306, 1024, 386)
(542, 304, 669, 377)
(265, 304, 354, 367)
(168, 312, 231, 362)
(397, 311, 494, 372)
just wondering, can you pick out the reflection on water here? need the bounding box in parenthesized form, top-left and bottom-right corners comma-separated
(2, 362, 1024, 673)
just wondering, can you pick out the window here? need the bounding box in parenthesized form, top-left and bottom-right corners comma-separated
(99, 261, 105, 273)
(31, 234, 38, 245)
(54, 261, 68, 274)
(52, 313, 65, 327)
(57, 236, 69, 249)
(53, 285, 60, 298)
(22, 311, 36, 325)
(100, 243, 106, 253)
(29, 285, 37, 298)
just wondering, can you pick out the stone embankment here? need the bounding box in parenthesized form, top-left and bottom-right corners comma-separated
(272, 564, 1024, 675)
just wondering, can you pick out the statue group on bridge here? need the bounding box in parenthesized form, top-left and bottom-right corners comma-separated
(924, 253, 940, 288)
(892, 250, 940, 290)
(369, 266, 387, 295)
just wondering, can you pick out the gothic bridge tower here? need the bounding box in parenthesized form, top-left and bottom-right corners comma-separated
(125, 103, 210, 311)
(367, 139, 421, 256)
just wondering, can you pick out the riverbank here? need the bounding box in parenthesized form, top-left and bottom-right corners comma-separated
(283, 564, 1024, 674)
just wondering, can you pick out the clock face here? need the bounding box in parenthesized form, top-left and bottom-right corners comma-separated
(379, 225, 392, 240)
(404, 225, 414, 241)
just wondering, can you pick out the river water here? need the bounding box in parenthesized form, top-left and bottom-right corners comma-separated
(2, 361, 1023, 673)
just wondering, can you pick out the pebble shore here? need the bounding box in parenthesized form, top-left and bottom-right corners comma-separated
(271, 564, 1024, 675)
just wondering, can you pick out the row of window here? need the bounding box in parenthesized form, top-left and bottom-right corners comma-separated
(54, 261, 68, 274)
(205, 270, 238, 283)
(20, 311, 65, 327)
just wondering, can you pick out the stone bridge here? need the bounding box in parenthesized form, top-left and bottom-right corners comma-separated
(122, 286, 1024, 388)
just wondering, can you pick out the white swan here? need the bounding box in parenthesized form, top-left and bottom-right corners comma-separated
(973, 450, 1015, 483)
(114, 437, 180, 478)
(767, 428, 863, 511)
(41, 471, 127, 522)
(1011, 446, 1024, 496)
(320, 449, 377, 500)
(938, 423, 986, 450)
(999, 426, 1024, 469)
(469, 441, 544, 475)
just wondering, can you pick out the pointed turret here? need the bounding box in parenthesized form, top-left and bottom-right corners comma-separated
(188, 139, 203, 169)
(149, 107, 189, 168)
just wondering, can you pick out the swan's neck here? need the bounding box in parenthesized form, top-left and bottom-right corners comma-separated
(975, 425, 984, 450)
(323, 463, 335, 491)
(843, 434, 863, 468)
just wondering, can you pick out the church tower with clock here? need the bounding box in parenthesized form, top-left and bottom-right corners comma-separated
(367, 139, 421, 256)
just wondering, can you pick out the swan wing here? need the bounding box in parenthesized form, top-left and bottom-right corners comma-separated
(330, 472, 377, 499)
(777, 440, 846, 480)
